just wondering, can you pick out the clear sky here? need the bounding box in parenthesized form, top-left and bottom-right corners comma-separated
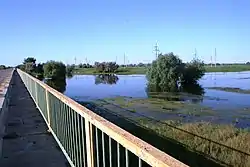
(0, 0, 250, 66)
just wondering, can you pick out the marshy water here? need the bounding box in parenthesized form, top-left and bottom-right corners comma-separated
(62, 71, 250, 129)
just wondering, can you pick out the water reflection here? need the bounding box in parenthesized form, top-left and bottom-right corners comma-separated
(95, 74, 119, 85)
(146, 83, 205, 103)
(67, 73, 73, 79)
(46, 79, 66, 93)
(182, 83, 205, 96)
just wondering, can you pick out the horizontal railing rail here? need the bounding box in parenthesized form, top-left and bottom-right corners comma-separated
(17, 69, 188, 167)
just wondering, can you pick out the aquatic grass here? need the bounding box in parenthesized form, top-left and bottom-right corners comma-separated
(103, 96, 216, 116)
(207, 87, 250, 94)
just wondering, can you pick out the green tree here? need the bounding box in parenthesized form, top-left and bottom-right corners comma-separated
(182, 58, 205, 84)
(21, 57, 37, 74)
(94, 62, 119, 73)
(0, 65, 6, 70)
(66, 64, 75, 76)
(146, 52, 205, 92)
(23, 57, 36, 64)
(43, 61, 66, 80)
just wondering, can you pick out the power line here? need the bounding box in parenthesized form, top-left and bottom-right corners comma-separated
(74, 57, 77, 65)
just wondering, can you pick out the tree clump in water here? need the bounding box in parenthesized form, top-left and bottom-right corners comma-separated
(146, 52, 205, 92)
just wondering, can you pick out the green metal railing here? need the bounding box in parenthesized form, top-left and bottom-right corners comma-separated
(17, 69, 187, 167)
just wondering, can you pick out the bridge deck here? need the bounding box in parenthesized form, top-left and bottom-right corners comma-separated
(0, 71, 68, 167)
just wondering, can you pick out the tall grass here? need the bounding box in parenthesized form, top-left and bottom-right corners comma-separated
(139, 119, 250, 167)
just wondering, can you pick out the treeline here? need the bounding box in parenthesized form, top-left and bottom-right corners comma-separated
(16, 57, 74, 80)
(0, 65, 12, 70)
(77, 62, 151, 69)
(16, 57, 75, 93)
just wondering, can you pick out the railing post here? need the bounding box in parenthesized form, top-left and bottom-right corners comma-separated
(35, 82, 38, 102)
(45, 90, 51, 127)
(85, 120, 94, 167)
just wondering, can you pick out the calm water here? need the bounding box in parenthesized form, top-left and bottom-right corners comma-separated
(64, 72, 250, 110)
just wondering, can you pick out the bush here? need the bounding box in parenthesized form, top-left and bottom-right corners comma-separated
(94, 62, 119, 73)
(66, 64, 75, 76)
(0, 65, 6, 70)
(146, 52, 205, 92)
(43, 61, 66, 80)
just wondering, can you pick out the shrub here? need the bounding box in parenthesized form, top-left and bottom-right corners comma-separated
(43, 61, 66, 80)
(146, 52, 205, 92)
(94, 62, 119, 73)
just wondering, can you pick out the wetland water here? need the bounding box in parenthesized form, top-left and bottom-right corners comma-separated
(65, 72, 250, 107)
(63, 71, 250, 128)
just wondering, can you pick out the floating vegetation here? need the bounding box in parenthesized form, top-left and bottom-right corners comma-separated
(207, 87, 250, 94)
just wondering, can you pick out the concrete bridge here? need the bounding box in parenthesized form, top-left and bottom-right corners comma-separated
(0, 69, 188, 167)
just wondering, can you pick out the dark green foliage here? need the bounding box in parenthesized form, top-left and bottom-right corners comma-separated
(35, 63, 44, 74)
(247, 62, 250, 65)
(94, 62, 119, 73)
(43, 61, 66, 80)
(23, 57, 36, 64)
(24, 62, 36, 74)
(66, 64, 75, 76)
(182, 59, 205, 84)
(138, 62, 145, 67)
(45, 79, 66, 93)
(78, 63, 92, 68)
(0, 65, 6, 69)
(147, 52, 205, 92)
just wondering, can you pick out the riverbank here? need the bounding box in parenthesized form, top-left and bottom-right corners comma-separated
(73, 65, 250, 75)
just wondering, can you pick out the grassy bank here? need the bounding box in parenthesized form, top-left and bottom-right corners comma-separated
(207, 87, 250, 94)
(73, 65, 250, 75)
(205, 64, 250, 73)
(92, 96, 250, 167)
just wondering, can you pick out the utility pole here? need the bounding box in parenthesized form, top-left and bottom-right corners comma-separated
(214, 48, 217, 67)
(74, 57, 77, 65)
(210, 55, 213, 67)
(124, 53, 126, 68)
(153, 42, 160, 59)
(194, 48, 197, 59)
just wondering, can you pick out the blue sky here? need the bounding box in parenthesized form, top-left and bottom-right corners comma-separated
(1, 0, 250, 66)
